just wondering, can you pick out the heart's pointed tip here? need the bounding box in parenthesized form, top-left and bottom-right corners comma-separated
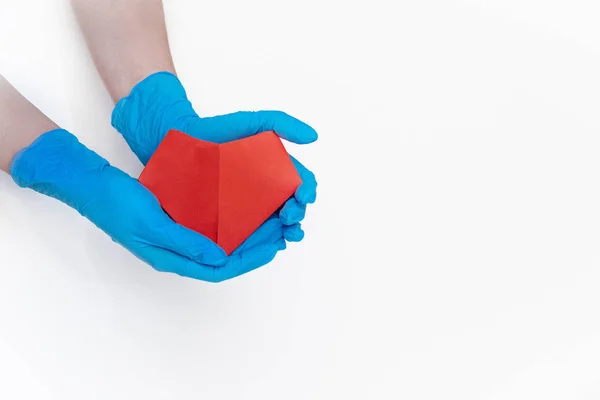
(219, 242, 237, 257)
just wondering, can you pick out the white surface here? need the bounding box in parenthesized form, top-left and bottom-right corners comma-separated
(1, 0, 600, 398)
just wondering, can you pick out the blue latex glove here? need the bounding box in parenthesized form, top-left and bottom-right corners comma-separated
(10, 129, 286, 283)
(112, 72, 317, 243)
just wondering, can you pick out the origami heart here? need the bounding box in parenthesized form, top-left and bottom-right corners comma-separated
(138, 129, 302, 255)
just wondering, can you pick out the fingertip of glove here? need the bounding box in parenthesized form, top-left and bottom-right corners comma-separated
(291, 125, 318, 145)
(198, 249, 228, 266)
(296, 186, 317, 205)
(269, 111, 318, 144)
(304, 127, 319, 143)
(276, 238, 287, 250)
(284, 224, 305, 242)
(280, 207, 302, 225)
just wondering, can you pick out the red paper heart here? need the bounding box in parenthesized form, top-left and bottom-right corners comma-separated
(139, 130, 302, 255)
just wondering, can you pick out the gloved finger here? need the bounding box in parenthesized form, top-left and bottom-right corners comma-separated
(208, 243, 282, 282)
(233, 215, 284, 254)
(140, 241, 284, 283)
(290, 156, 317, 204)
(195, 111, 318, 144)
(138, 245, 210, 276)
(275, 238, 287, 251)
(280, 198, 306, 225)
(144, 218, 227, 266)
(284, 223, 305, 242)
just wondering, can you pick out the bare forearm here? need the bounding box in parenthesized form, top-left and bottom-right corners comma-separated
(71, 0, 176, 103)
(0, 76, 58, 173)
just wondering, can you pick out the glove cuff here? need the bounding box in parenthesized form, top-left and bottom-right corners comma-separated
(10, 129, 109, 212)
(111, 71, 200, 165)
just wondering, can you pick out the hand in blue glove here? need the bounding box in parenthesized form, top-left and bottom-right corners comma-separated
(112, 72, 318, 243)
(10, 129, 286, 282)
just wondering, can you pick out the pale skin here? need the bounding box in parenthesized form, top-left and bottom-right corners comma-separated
(0, 0, 175, 173)
(0, 76, 58, 173)
(71, 0, 176, 103)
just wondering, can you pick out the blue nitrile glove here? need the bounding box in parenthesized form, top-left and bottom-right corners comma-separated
(10, 129, 287, 283)
(112, 71, 317, 243)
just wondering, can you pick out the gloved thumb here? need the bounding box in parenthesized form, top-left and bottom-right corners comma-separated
(192, 111, 318, 144)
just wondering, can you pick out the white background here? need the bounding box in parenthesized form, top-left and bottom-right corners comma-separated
(0, 0, 600, 398)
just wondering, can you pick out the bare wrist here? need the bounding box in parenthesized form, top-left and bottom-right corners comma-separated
(0, 76, 59, 173)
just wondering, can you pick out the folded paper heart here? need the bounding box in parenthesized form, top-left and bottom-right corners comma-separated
(138, 129, 302, 255)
